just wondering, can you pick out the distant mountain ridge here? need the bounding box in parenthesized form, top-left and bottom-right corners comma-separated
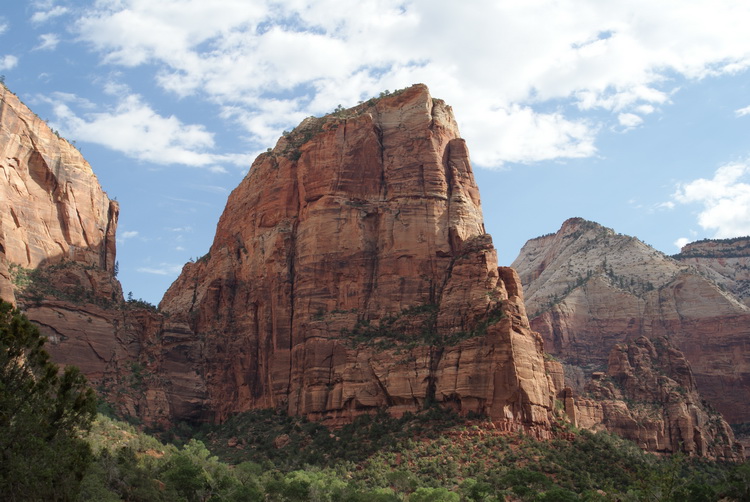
(674, 236, 750, 306)
(513, 217, 750, 428)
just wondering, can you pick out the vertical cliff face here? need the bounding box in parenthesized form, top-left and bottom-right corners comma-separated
(0, 85, 163, 423)
(512, 218, 750, 426)
(160, 85, 556, 431)
(0, 86, 118, 304)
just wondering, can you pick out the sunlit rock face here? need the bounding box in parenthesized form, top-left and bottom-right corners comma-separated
(0, 86, 118, 304)
(0, 84, 123, 382)
(159, 84, 557, 432)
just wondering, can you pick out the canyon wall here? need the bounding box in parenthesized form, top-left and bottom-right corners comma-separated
(0, 85, 173, 425)
(0, 85, 117, 303)
(568, 336, 743, 461)
(4, 81, 742, 457)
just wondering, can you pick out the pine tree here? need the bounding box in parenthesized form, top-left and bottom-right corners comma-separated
(0, 298, 97, 501)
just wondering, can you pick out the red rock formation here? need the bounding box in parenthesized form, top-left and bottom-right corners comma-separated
(4, 81, 743, 459)
(0, 85, 176, 425)
(512, 218, 750, 425)
(572, 337, 743, 461)
(159, 85, 557, 431)
(0, 85, 118, 303)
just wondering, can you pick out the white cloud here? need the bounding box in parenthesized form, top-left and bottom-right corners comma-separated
(71, 0, 750, 168)
(117, 230, 139, 244)
(657, 201, 675, 210)
(635, 104, 656, 115)
(617, 113, 643, 128)
(674, 237, 690, 250)
(673, 161, 750, 238)
(0, 22, 8, 35)
(736, 105, 750, 117)
(31, 6, 69, 24)
(137, 263, 185, 275)
(35, 33, 60, 51)
(0, 55, 18, 71)
(45, 92, 252, 168)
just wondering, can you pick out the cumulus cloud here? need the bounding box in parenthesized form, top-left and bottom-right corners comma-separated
(45, 92, 252, 168)
(70, 0, 750, 168)
(0, 55, 18, 71)
(672, 161, 750, 238)
(736, 105, 750, 117)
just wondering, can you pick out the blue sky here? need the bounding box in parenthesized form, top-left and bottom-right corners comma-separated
(3, 0, 750, 305)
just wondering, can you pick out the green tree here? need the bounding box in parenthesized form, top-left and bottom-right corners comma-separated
(408, 486, 459, 502)
(0, 298, 97, 501)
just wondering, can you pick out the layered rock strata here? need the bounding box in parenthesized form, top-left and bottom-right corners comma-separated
(674, 237, 750, 307)
(512, 218, 750, 425)
(160, 85, 557, 431)
(568, 337, 743, 461)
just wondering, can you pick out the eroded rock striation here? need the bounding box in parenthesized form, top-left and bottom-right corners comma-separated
(512, 218, 750, 427)
(568, 337, 743, 461)
(4, 81, 744, 458)
(159, 84, 557, 431)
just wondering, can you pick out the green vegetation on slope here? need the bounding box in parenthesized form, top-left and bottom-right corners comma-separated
(75, 408, 750, 501)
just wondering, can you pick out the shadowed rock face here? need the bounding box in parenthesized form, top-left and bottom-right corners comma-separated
(159, 84, 557, 431)
(512, 218, 750, 425)
(569, 337, 744, 461)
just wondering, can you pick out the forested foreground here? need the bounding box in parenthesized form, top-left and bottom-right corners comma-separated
(77, 412, 750, 502)
(2, 299, 749, 501)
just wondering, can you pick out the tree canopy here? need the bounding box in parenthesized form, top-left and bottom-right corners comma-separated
(0, 298, 97, 501)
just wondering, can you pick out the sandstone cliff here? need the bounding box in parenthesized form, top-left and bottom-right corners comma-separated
(159, 84, 557, 432)
(512, 218, 750, 426)
(568, 336, 743, 461)
(0, 85, 118, 303)
(3, 81, 743, 459)
(0, 84, 172, 424)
